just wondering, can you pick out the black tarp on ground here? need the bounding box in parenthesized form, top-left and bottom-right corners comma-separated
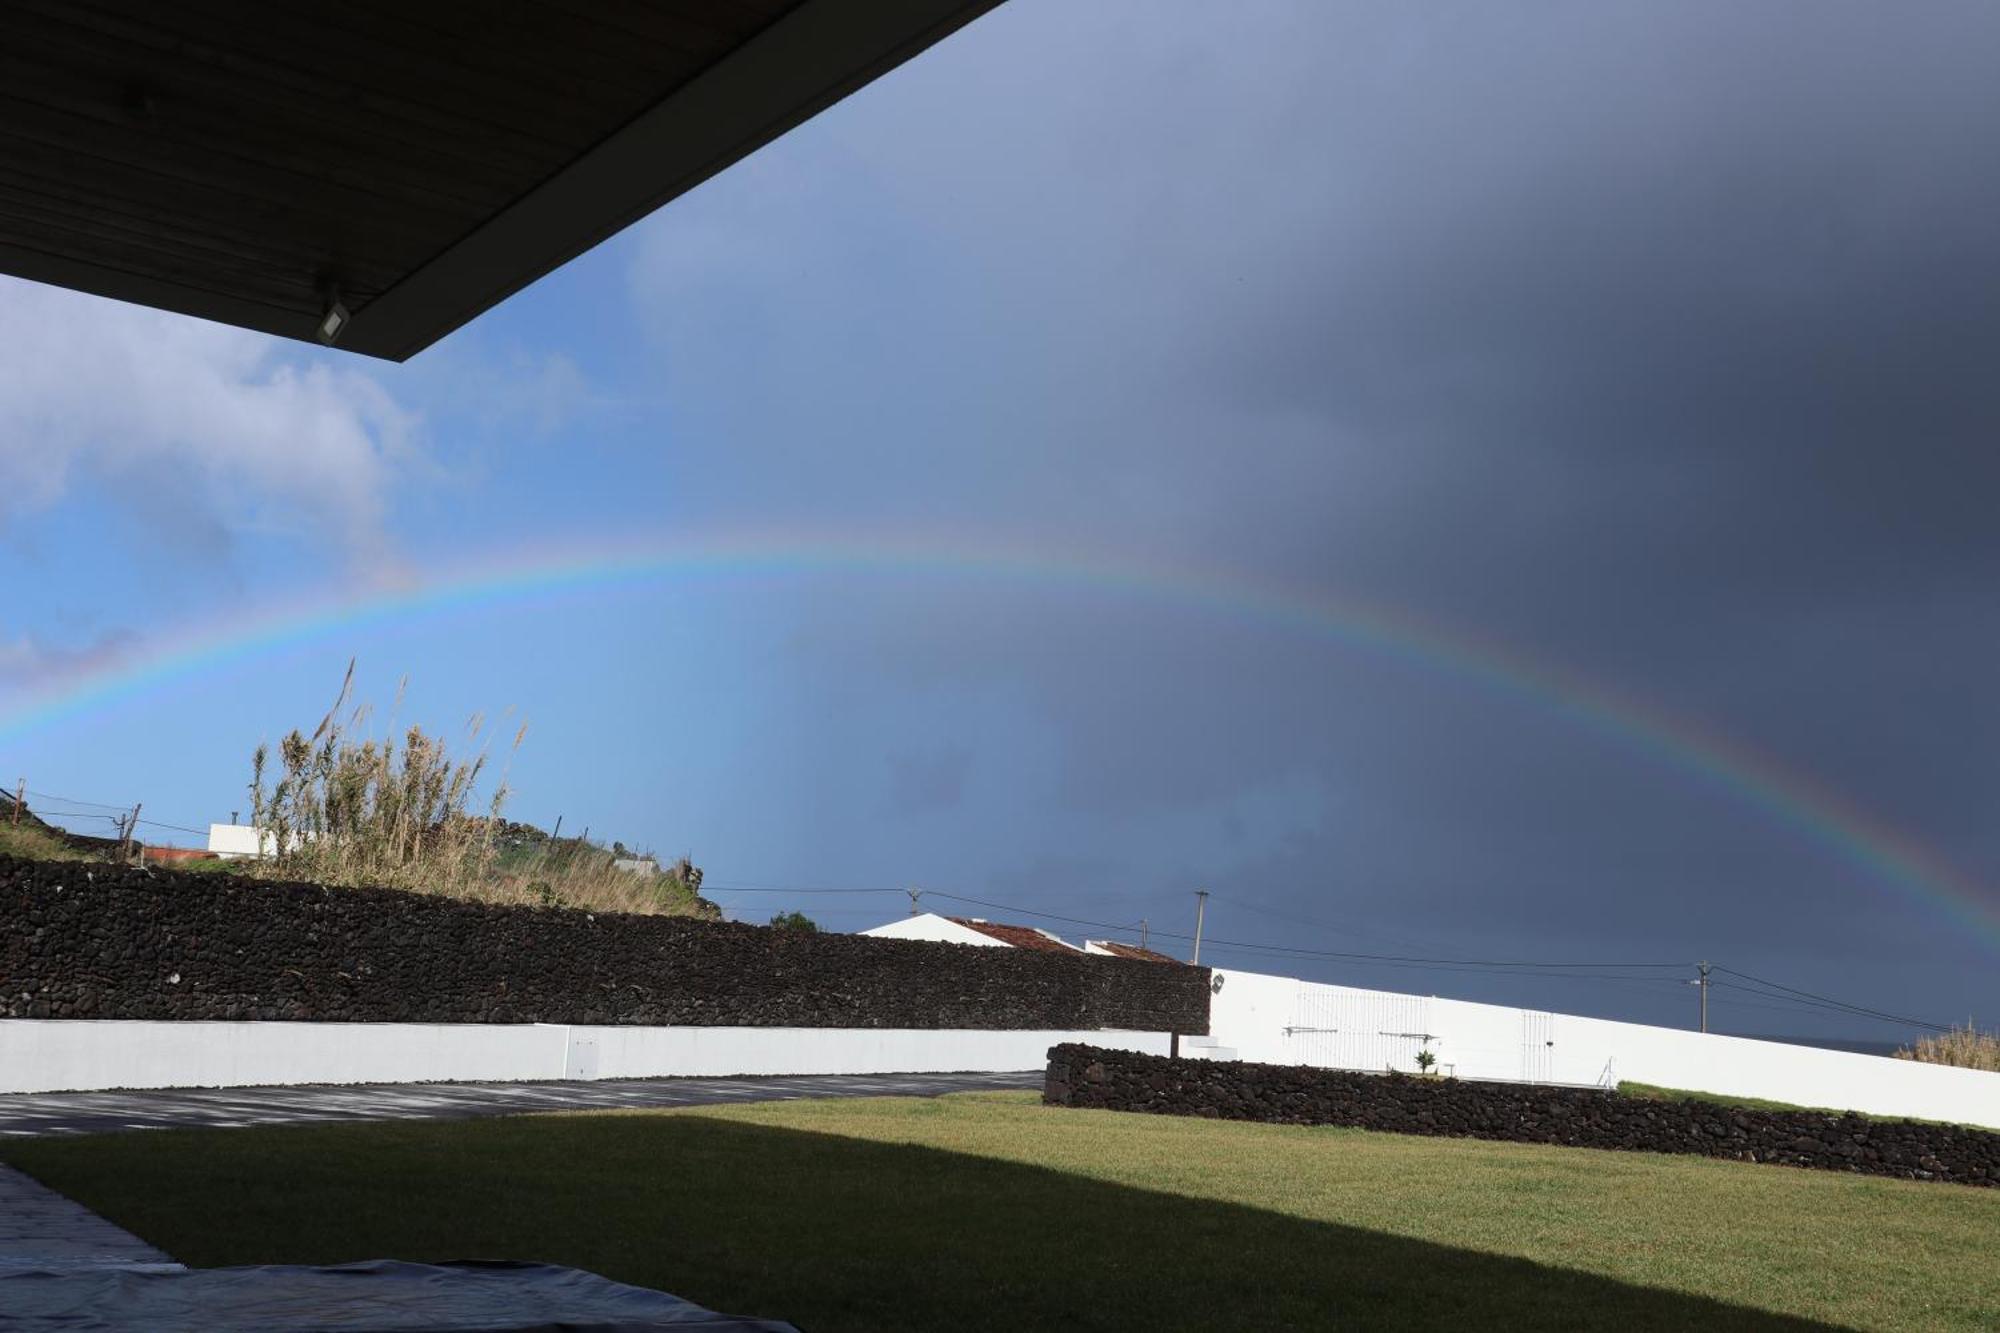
(0, 1259, 800, 1331)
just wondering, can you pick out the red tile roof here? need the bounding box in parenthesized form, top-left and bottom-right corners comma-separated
(1087, 940, 1189, 965)
(946, 917, 1081, 953)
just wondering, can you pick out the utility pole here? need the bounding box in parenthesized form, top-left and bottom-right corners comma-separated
(10, 779, 22, 826)
(1139, 919, 1150, 952)
(119, 803, 141, 862)
(1190, 890, 1209, 965)
(906, 887, 923, 918)
(1692, 961, 1711, 1034)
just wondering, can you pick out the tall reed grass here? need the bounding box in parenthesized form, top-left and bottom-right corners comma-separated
(247, 663, 713, 917)
(1894, 1023, 2000, 1073)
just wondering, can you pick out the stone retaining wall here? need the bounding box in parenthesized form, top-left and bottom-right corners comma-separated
(1044, 1043, 1997, 1187)
(0, 857, 1211, 1032)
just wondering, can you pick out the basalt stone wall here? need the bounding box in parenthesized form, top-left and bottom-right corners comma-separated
(0, 856, 1211, 1032)
(1045, 1044, 1997, 1188)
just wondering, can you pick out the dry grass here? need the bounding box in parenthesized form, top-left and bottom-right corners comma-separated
(246, 663, 713, 917)
(486, 833, 713, 917)
(0, 821, 90, 863)
(1897, 1024, 2000, 1073)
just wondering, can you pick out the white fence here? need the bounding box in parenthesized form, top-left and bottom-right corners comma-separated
(0, 1020, 1169, 1096)
(1197, 969, 2000, 1130)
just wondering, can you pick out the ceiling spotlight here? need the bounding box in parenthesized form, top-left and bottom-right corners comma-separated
(316, 295, 351, 346)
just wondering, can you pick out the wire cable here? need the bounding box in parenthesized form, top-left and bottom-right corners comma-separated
(1709, 973, 1947, 1032)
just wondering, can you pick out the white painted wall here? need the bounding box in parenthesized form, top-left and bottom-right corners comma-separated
(1199, 969, 2000, 1130)
(206, 824, 274, 858)
(0, 1019, 550, 1094)
(0, 1020, 1168, 1095)
(579, 1026, 1165, 1080)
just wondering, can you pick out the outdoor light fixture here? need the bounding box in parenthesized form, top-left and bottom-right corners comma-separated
(315, 294, 351, 346)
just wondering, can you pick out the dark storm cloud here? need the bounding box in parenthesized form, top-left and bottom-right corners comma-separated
(631, 0, 1999, 1024)
(888, 743, 973, 814)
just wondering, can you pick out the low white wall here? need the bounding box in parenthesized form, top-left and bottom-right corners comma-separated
(0, 1020, 1168, 1095)
(580, 1026, 1164, 1080)
(0, 1021, 567, 1094)
(1201, 969, 2000, 1130)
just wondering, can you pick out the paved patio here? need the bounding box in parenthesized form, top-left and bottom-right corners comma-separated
(0, 1069, 1040, 1139)
(0, 1164, 180, 1272)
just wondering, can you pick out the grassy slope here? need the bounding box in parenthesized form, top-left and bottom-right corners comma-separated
(6, 1092, 1995, 1331)
(0, 824, 89, 862)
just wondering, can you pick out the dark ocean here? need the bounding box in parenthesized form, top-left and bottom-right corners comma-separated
(1727, 1034, 1903, 1057)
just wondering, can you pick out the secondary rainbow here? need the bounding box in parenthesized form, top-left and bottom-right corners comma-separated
(3, 530, 1993, 947)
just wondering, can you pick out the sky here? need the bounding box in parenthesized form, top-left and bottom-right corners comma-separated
(1, 0, 1995, 1045)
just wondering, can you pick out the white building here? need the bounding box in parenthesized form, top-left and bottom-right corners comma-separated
(206, 823, 277, 859)
(862, 912, 1083, 953)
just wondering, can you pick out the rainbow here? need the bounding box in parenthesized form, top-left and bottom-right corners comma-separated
(3, 529, 1994, 946)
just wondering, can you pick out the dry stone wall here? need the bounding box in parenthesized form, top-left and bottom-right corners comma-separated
(1045, 1043, 1998, 1187)
(0, 857, 1211, 1032)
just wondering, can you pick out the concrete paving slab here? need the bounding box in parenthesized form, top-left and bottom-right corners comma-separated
(0, 1069, 1040, 1138)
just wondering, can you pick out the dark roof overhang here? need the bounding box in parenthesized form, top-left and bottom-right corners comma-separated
(0, 0, 1000, 359)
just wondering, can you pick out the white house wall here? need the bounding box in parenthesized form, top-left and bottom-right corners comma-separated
(858, 914, 1007, 947)
(0, 1020, 1170, 1095)
(205, 823, 275, 858)
(1201, 969, 2000, 1130)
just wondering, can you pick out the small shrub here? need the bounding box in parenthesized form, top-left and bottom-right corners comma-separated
(1414, 1047, 1438, 1074)
(769, 910, 819, 932)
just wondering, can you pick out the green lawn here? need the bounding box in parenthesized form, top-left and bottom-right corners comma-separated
(7, 1091, 1995, 1331)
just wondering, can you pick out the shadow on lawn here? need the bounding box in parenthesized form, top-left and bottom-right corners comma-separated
(5, 1112, 1836, 1333)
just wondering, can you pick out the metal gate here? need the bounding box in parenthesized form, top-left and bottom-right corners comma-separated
(1285, 983, 1433, 1073)
(1521, 1010, 1554, 1084)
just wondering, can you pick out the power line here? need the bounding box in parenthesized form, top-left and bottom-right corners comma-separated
(926, 891, 1687, 972)
(24, 828, 1900, 1032)
(137, 818, 209, 836)
(703, 882, 905, 897)
(29, 807, 209, 837)
(1703, 981, 1909, 1025)
(927, 892, 1146, 936)
(25, 789, 129, 812)
(1710, 970, 1949, 1032)
(1188, 941, 1695, 986)
(1713, 968, 1949, 1031)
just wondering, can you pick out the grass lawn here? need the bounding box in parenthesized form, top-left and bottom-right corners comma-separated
(6, 1091, 1995, 1331)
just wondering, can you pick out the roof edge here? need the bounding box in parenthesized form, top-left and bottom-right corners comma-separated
(344, 0, 1004, 361)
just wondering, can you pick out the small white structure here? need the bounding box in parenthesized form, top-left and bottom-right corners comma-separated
(611, 857, 659, 875)
(862, 912, 1083, 952)
(206, 823, 276, 859)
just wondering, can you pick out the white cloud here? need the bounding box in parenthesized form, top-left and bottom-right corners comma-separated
(0, 626, 134, 690)
(0, 278, 418, 560)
